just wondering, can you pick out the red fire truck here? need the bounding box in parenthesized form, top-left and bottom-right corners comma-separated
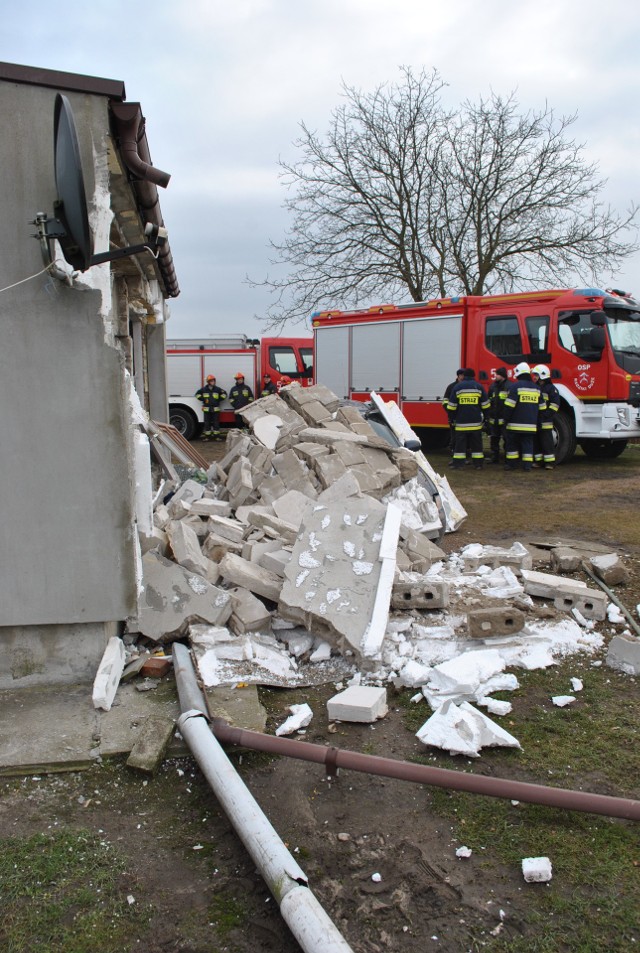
(166, 335, 313, 439)
(312, 288, 640, 464)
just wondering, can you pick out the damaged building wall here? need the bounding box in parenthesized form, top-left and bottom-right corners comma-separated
(0, 73, 150, 686)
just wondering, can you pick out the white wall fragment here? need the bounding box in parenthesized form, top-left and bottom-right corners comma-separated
(92, 636, 126, 711)
(522, 856, 552, 883)
(275, 703, 313, 736)
(416, 700, 521, 757)
(551, 695, 576, 707)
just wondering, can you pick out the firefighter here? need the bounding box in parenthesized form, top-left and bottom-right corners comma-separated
(229, 372, 254, 426)
(195, 374, 227, 439)
(503, 362, 543, 471)
(260, 373, 277, 397)
(532, 364, 560, 469)
(442, 369, 466, 458)
(445, 368, 490, 470)
(487, 367, 510, 463)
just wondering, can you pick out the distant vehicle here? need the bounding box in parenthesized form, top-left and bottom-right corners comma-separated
(166, 335, 313, 439)
(312, 288, 640, 464)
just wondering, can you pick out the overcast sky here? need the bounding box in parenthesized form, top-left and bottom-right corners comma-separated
(3, 0, 639, 340)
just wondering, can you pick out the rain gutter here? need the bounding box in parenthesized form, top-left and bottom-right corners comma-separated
(110, 102, 179, 298)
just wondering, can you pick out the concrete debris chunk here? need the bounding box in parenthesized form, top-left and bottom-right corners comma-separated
(228, 587, 273, 634)
(272, 490, 315, 530)
(606, 635, 640, 674)
(132, 552, 232, 643)
(589, 553, 630, 586)
(169, 479, 206, 506)
(219, 552, 283, 603)
(126, 714, 175, 773)
(92, 636, 126, 711)
(467, 607, 526, 639)
(327, 686, 388, 723)
(166, 520, 210, 575)
(392, 576, 450, 610)
(462, 541, 532, 574)
(190, 498, 233, 518)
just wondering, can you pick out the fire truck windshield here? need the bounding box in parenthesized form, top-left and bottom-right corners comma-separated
(605, 308, 640, 373)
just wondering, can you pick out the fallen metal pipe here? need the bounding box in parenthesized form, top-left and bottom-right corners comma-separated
(173, 644, 354, 953)
(581, 562, 640, 638)
(211, 720, 640, 821)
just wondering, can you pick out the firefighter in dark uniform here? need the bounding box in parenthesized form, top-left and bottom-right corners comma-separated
(260, 373, 277, 397)
(195, 375, 227, 439)
(229, 372, 254, 426)
(503, 362, 544, 471)
(445, 368, 490, 469)
(532, 363, 560, 469)
(487, 367, 510, 464)
(442, 368, 466, 458)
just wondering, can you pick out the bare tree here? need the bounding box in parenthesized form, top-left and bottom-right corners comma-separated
(254, 68, 638, 329)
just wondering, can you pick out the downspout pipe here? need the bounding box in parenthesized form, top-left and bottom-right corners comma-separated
(173, 644, 355, 953)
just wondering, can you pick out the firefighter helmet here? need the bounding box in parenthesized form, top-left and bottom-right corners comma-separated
(514, 362, 531, 378)
(532, 364, 550, 380)
(234, 372, 244, 380)
(279, 376, 292, 386)
(206, 374, 215, 382)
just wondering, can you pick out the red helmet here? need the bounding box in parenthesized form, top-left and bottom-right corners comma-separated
(206, 374, 215, 382)
(279, 376, 292, 385)
(234, 372, 244, 380)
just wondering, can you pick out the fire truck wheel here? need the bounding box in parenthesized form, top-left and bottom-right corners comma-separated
(552, 410, 577, 465)
(169, 406, 198, 441)
(579, 438, 628, 459)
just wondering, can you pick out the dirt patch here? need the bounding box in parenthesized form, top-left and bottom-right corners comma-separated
(2, 439, 639, 952)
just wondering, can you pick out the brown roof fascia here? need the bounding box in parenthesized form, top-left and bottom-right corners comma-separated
(0, 61, 125, 100)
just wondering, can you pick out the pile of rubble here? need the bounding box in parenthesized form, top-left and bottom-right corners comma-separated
(93, 384, 640, 758)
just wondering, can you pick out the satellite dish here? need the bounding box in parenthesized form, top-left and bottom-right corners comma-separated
(33, 93, 168, 276)
(53, 93, 93, 270)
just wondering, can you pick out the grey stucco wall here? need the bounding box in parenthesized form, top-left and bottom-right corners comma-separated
(0, 79, 137, 682)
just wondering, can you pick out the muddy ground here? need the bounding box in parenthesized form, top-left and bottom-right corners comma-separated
(1, 438, 639, 953)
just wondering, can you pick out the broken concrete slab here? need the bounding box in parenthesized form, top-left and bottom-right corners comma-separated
(467, 607, 526, 639)
(279, 496, 400, 660)
(126, 714, 175, 773)
(131, 552, 232, 643)
(317, 470, 362, 503)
